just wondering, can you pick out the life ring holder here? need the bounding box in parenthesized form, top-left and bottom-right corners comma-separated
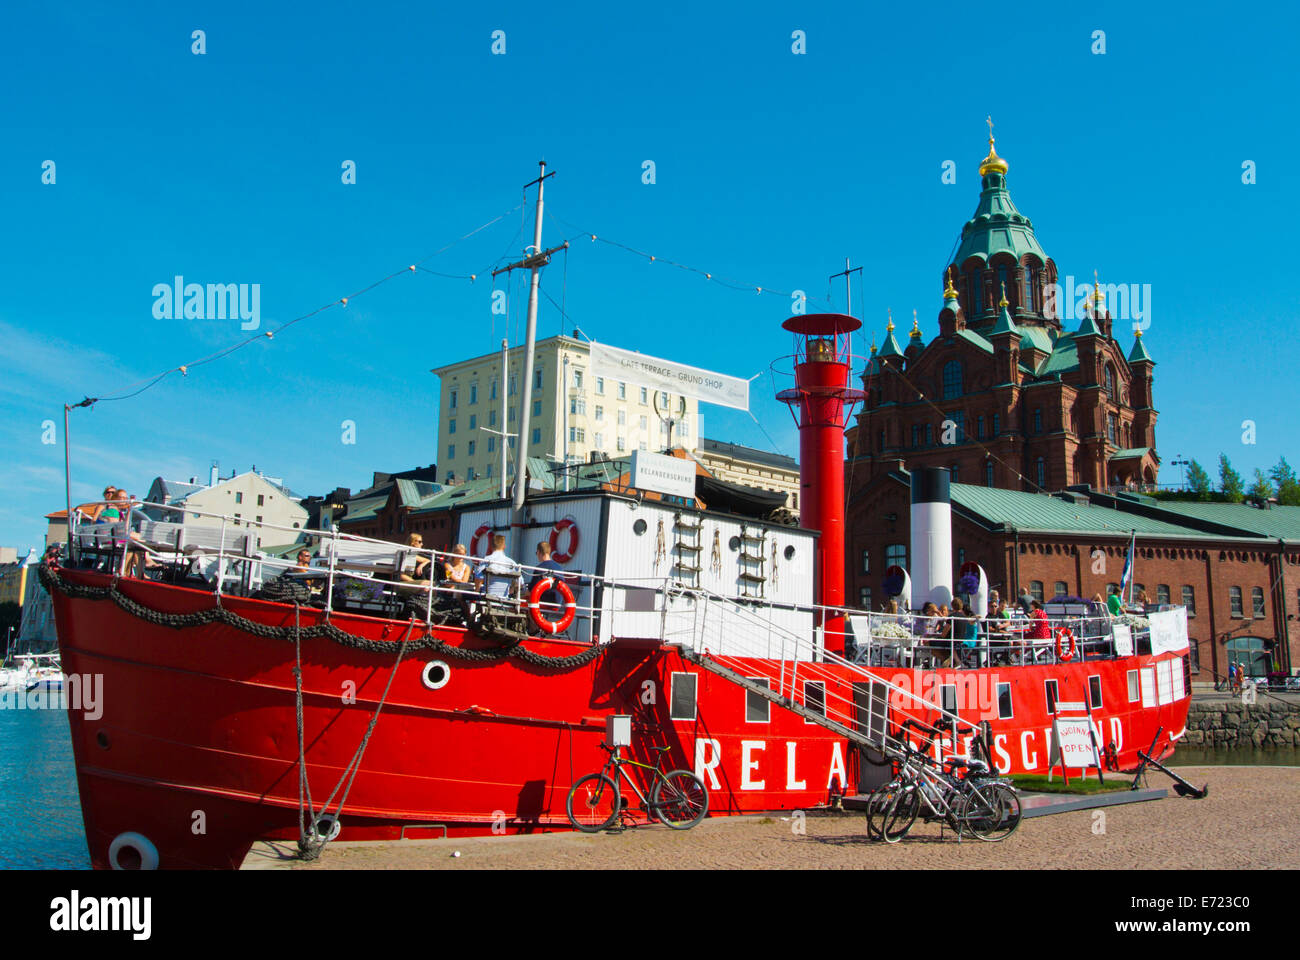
(108, 831, 160, 870)
(528, 577, 577, 634)
(1056, 627, 1077, 662)
(470, 524, 492, 558)
(549, 517, 580, 564)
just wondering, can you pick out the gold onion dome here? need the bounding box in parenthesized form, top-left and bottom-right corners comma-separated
(943, 267, 959, 301)
(979, 116, 1009, 176)
(1093, 270, 1106, 304)
(910, 309, 922, 338)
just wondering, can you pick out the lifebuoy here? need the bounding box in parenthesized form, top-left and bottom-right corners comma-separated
(549, 517, 580, 564)
(1056, 627, 1077, 662)
(470, 524, 492, 558)
(108, 831, 160, 870)
(528, 577, 577, 634)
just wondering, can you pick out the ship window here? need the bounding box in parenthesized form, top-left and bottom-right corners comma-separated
(783, 545, 795, 560)
(669, 672, 697, 721)
(745, 678, 770, 723)
(1127, 669, 1140, 703)
(1044, 679, 1059, 715)
(1088, 675, 1103, 710)
(940, 684, 957, 715)
(802, 681, 825, 722)
(996, 682, 1013, 720)
(632, 518, 648, 536)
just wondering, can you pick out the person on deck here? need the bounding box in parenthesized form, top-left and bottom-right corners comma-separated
(476, 534, 521, 599)
(443, 544, 473, 589)
(1028, 599, 1052, 645)
(1106, 586, 1124, 618)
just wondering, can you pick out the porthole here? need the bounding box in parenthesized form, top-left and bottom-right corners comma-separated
(783, 545, 795, 560)
(421, 660, 451, 690)
(632, 518, 648, 536)
(96, 730, 110, 750)
(728, 536, 741, 552)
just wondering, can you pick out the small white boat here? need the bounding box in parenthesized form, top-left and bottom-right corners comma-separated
(13, 654, 63, 693)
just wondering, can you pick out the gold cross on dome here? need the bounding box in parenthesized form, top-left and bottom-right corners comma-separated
(987, 115, 994, 143)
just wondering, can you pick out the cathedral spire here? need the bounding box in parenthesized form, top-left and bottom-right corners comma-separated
(979, 116, 1009, 177)
(878, 308, 905, 358)
(943, 267, 959, 307)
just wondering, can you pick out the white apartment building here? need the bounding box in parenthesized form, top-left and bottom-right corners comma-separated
(432, 336, 699, 485)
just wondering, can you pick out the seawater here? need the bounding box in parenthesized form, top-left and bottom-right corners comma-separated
(0, 706, 90, 869)
(1168, 745, 1300, 767)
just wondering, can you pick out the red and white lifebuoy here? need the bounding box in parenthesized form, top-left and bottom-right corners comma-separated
(1056, 627, 1077, 662)
(528, 577, 577, 634)
(549, 517, 580, 564)
(470, 524, 492, 558)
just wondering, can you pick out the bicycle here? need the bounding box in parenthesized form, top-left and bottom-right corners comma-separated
(874, 745, 1021, 843)
(565, 742, 709, 833)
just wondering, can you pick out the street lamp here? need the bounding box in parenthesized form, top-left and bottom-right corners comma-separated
(1170, 455, 1189, 489)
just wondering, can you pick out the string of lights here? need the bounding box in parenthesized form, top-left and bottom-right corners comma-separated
(81, 203, 526, 408)
(549, 213, 835, 309)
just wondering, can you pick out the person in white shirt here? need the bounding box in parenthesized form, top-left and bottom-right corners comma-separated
(476, 534, 521, 599)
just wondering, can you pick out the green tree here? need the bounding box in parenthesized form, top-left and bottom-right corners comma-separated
(1219, 454, 1245, 502)
(1247, 468, 1273, 501)
(1269, 456, 1300, 506)
(1186, 459, 1212, 499)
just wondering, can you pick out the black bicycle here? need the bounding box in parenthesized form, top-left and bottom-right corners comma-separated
(566, 742, 709, 832)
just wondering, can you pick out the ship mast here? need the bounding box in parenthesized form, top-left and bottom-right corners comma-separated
(491, 161, 567, 556)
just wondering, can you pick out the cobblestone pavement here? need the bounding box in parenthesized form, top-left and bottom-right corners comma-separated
(253, 766, 1299, 871)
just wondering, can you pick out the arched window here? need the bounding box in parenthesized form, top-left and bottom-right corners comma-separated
(1023, 267, 1035, 312)
(1036, 457, 1046, 489)
(1251, 587, 1265, 618)
(969, 272, 983, 314)
(1104, 365, 1115, 397)
(1226, 637, 1269, 678)
(985, 461, 995, 487)
(1229, 586, 1243, 616)
(1030, 581, 1044, 602)
(1053, 581, 1068, 598)
(942, 361, 962, 399)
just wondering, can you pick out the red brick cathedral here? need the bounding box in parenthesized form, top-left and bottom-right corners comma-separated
(848, 129, 1158, 493)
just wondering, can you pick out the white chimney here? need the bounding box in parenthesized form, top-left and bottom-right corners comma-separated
(209, 462, 219, 487)
(910, 467, 953, 609)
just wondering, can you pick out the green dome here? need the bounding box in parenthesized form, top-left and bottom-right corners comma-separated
(953, 171, 1049, 266)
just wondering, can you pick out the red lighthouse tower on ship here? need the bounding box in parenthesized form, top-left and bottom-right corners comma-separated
(777, 314, 864, 654)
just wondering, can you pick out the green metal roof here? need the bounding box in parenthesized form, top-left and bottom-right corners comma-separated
(1076, 309, 1103, 338)
(955, 328, 994, 354)
(342, 494, 387, 522)
(950, 483, 1208, 537)
(990, 302, 1018, 337)
(396, 478, 441, 507)
(1018, 325, 1055, 355)
(953, 172, 1049, 266)
(878, 326, 905, 358)
(1128, 334, 1154, 364)
(1139, 501, 1300, 542)
(1108, 447, 1151, 461)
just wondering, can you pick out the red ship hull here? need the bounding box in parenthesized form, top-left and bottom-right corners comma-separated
(51, 568, 1190, 869)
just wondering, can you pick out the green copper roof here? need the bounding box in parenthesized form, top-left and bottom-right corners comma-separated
(1076, 308, 1103, 338)
(1108, 447, 1152, 461)
(1139, 501, 1300, 542)
(342, 494, 387, 522)
(990, 301, 1019, 337)
(953, 171, 1049, 266)
(950, 483, 1206, 537)
(955, 329, 994, 354)
(878, 326, 905, 358)
(1128, 334, 1154, 364)
(1036, 333, 1078, 376)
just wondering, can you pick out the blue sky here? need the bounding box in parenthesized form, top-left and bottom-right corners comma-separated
(1, 1, 1296, 552)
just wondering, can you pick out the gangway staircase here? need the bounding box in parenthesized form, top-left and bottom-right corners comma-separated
(661, 587, 983, 768)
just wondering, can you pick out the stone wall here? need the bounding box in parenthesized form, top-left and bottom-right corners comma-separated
(1183, 696, 1300, 747)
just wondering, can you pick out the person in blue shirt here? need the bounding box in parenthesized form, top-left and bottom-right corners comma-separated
(529, 541, 564, 605)
(475, 534, 521, 599)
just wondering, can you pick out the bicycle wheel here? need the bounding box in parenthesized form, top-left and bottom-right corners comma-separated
(863, 785, 898, 840)
(958, 782, 1021, 842)
(650, 770, 709, 829)
(566, 773, 621, 832)
(881, 786, 920, 843)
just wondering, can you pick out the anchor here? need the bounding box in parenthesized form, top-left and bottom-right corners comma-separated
(1130, 726, 1209, 799)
